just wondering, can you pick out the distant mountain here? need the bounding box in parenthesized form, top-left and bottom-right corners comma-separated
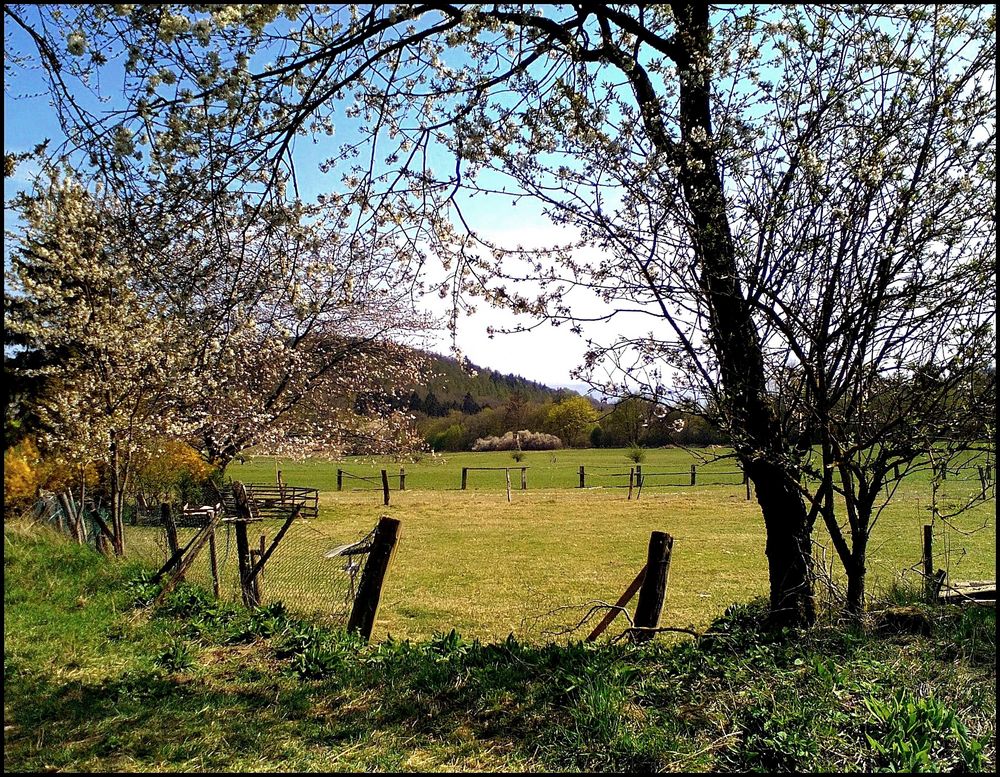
(405, 351, 576, 417)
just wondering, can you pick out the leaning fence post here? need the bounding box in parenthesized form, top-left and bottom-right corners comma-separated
(628, 467, 635, 500)
(255, 534, 266, 603)
(347, 516, 403, 642)
(59, 492, 83, 544)
(381, 469, 390, 506)
(505, 468, 512, 503)
(461, 467, 468, 490)
(690, 464, 697, 486)
(579, 466, 586, 488)
(633, 531, 674, 642)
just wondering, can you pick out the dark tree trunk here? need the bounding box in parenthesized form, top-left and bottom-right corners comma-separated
(671, 4, 816, 626)
(749, 461, 816, 627)
(845, 533, 869, 618)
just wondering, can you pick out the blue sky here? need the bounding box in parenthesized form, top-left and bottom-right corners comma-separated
(3, 22, 598, 390)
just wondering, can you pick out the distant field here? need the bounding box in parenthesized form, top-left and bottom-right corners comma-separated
(206, 448, 996, 642)
(231, 446, 749, 492)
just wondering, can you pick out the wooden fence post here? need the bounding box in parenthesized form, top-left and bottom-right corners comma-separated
(59, 492, 83, 544)
(461, 467, 468, 490)
(633, 531, 674, 642)
(347, 516, 403, 642)
(627, 467, 635, 500)
(690, 464, 697, 486)
(586, 565, 647, 643)
(337, 469, 343, 491)
(381, 469, 390, 506)
(579, 466, 586, 488)
(923, 524, 934, 602)
(255, 534, 267, 603)
(399, 467, 406, 491)
(208, 525, 221, 598)
(234, 520, 257, 607)
(505, 468, 512, 503)
(150, 511, 222, 607)
(635, 464, 643, 488)
(232, 482, 260, 608)
(520, 467, 527, 490)
(162, 502, 179, 565)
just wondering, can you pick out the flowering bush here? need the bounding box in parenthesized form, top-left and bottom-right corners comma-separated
(3, 437, 94, 514)
(472, 430, 562, 452)
(132, 439, 217, 506)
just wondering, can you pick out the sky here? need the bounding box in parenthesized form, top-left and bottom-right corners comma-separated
(2, 22, 601, 392)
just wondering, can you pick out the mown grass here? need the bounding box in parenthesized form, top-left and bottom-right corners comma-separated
(4, 521, 995, 773)
(218, 448, 995, 642)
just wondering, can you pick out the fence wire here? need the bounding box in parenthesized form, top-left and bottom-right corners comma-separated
(30, 490, 380, 628)
(126, 515, 378, 627)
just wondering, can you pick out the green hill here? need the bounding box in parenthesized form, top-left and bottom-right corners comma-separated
(405, 350, 576, 417)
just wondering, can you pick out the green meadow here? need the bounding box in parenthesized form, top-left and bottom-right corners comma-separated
(215, 448, 996, 643)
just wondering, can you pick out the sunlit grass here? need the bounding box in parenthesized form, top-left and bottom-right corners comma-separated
(5, 521, 995, 773)
(215, 449, 994, 642)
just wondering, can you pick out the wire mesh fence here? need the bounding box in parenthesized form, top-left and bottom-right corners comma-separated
(28, 486, 382, 629)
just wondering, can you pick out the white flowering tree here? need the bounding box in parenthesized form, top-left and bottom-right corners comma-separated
(5, 167, 433, 488)
(174, 217, 433, 470)
(7, 4, 995, 623)
(4, 170, 189, 553)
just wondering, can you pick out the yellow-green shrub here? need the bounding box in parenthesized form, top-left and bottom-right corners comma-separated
(3, 437, 90, 513)
(132, 439, 216, 505)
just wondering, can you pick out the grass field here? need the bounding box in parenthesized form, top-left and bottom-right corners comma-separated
(4, 522, 996, 772)
(206, 447, 997, 643)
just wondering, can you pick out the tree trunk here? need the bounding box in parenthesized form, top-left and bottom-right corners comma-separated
(670, 5, 815, 627)
(749, 461, 816, 627)
(109, 432, 125, 556)
(845, 532, 869, 619)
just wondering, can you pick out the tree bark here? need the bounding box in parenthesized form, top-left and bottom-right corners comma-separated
(845, 531, 869, 618)
(670, 4, 815, 626)
(749, 461, 816, 626)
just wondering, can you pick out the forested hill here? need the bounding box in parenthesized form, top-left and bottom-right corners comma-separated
(406, 351, 575, 417)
